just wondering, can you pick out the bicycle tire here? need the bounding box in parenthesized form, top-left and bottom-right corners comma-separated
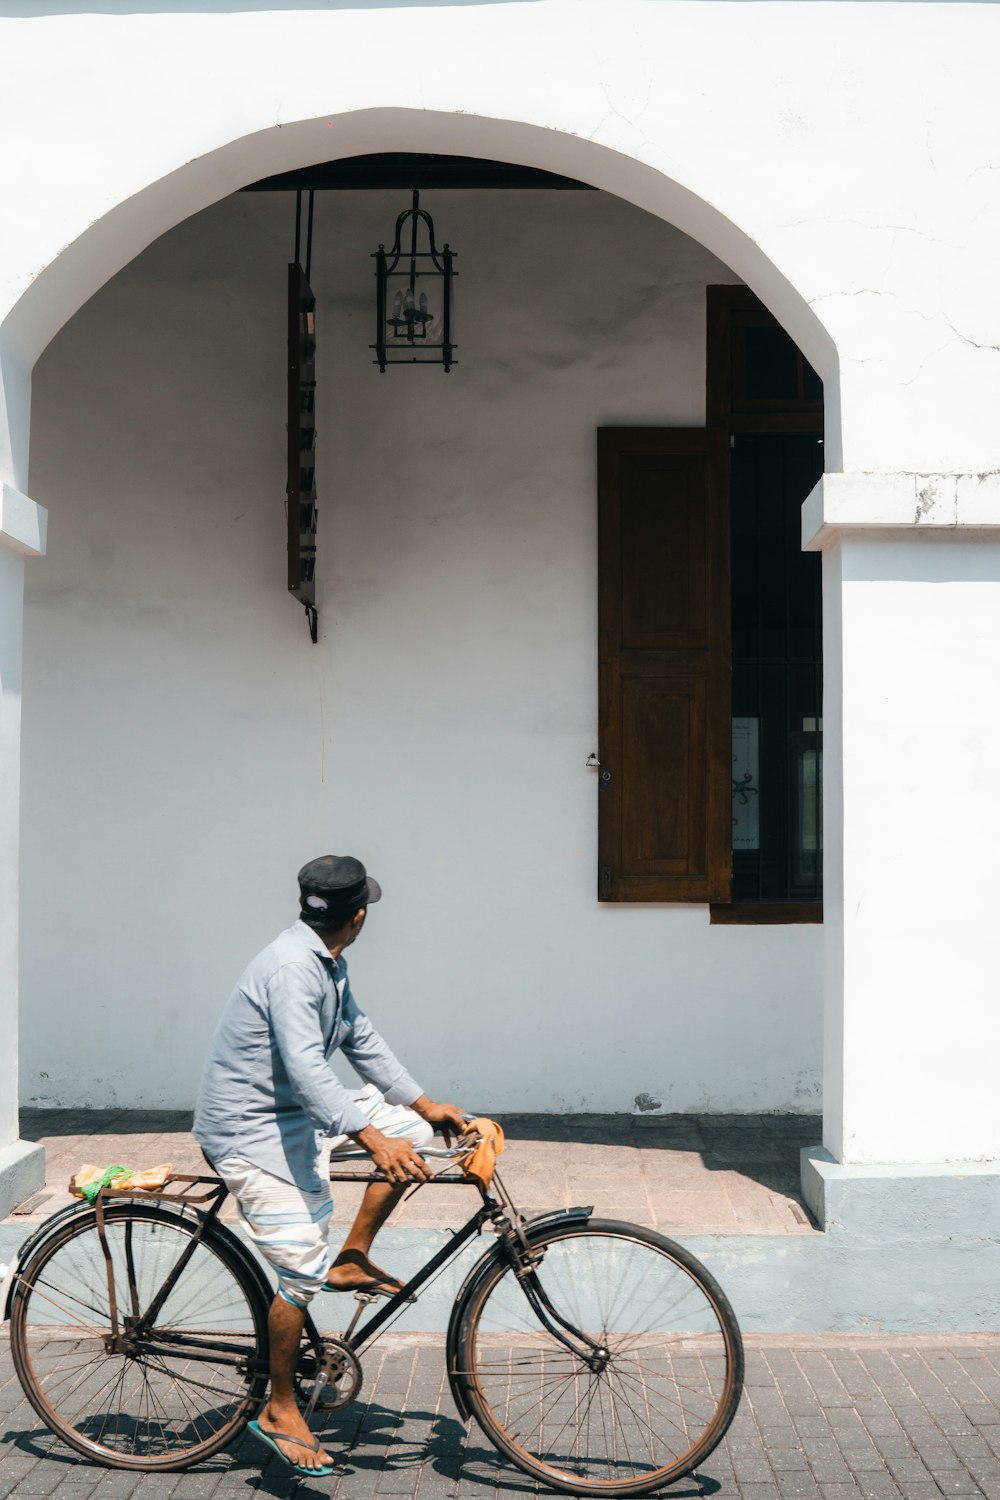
(10, 1200, 270, 1470)
(449, 1217, 743, 1496)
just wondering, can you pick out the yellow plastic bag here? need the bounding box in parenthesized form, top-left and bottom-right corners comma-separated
(71, 1162, 172, 1203)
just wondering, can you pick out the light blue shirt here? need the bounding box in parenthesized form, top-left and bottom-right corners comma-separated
(193, 920, 423, 1190)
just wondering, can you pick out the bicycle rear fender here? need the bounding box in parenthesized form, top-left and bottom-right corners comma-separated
(2, 1198, 96, 1320)
(3, 1197, 275, 1323)
(445, 1204, 593, 1422)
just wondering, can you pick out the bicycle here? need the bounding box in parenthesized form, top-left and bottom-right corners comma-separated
(4, 1131, 744, 1496)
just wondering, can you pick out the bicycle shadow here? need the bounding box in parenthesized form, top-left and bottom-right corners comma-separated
(2, 1420, 237, 1474)
(3, 1411, 722, 1498)
(299, 1401, 720, 1497)
(2, 1423, 79, 1465)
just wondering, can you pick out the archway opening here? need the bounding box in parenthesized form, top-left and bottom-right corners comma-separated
(4, 118, 832, 1246)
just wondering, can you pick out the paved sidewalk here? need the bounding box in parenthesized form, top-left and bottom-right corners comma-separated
(2, 1333, 1000, 1499)
(10, 1111, 820, 1236)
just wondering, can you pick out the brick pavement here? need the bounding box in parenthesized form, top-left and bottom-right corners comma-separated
(3, 1333, 1000, 1500)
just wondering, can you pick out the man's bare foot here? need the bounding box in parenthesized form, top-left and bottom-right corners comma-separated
(325, 1248, 404, 1295)
(256, 1401, 333, 1472)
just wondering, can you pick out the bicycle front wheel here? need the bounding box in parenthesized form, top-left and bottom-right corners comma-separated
(451, 1218, 743, 1496)
(10, 1201, 270, 1469)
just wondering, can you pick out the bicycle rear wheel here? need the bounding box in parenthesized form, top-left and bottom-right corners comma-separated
(450, 1218, 743, 1496)
(10, 1201, 270, 1469)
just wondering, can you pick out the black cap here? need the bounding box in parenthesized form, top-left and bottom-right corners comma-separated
(297, 855, 382, 922)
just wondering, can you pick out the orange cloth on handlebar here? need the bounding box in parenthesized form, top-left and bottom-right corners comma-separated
(459, 1119, 505, 1190)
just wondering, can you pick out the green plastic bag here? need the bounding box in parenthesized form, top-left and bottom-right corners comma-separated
(78, 1165, 130, 1204)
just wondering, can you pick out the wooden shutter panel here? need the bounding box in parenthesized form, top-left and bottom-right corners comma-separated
(598, 429, 731, 903)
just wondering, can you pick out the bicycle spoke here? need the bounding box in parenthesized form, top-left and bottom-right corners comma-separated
(502, 1362, 585, 1439)
(17, 1278, 110, 1333)
(28, 1276, 110, 1323)
(530, 1366, 603, 1458)
(41, 1346, 130, 1416)
(611, 1356, 718, 1420)
(146, 1352, 224, 1443)
(603, 1367, 662, 1464)
(93, 1356, 132, 1447)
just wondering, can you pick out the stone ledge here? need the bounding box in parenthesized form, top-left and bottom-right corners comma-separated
(802, 471, 1000, 549)
(0, 1139, 45, 1219)
(4, 1214, 998, 1333)
(801, 1145, 1000, 1239)
(0, 483, 47, 557)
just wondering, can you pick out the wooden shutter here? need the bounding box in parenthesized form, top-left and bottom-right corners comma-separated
(598, 429, 731, 903)
(287, 263, 318, 639)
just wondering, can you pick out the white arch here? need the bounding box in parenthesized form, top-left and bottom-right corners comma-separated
(0, 108, 842, 470)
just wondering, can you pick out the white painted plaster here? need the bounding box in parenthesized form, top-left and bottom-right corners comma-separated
(0, 487, 47, 559)
(824, 532, 1000, 1164)
(0, 546, 26, 1146)
(0, 2, 999, 1167)
(1, 3, 1000, 478)
(19, 189, 822, 1115)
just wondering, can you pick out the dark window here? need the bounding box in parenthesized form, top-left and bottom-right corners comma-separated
(710, 286, 824, 923)
(730, 309, 824, 414)
(730, 433, 823, 903)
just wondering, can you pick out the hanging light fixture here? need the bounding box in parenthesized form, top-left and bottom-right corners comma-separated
(372, 189, 456, 371)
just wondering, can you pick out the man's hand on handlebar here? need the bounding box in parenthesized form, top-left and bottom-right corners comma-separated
(411, 1095, 470, 1138)
(352, 1125, 433, 1183)
(350, 1096, 475, 1180)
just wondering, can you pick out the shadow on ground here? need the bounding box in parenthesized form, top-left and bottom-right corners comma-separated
(3, 1404, 716, 1496)
(500, 1112, 821, 1200)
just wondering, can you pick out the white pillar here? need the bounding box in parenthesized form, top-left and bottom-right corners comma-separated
(0, 479, 47, 1213)
(805, 474, 1000, 1168)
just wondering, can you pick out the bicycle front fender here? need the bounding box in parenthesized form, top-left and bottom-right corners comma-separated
(445, 1204, 593, 1422)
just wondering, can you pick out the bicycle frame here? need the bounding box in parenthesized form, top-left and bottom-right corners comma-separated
(315, 1161, 603, 1366)
(39, 1155, 601, 1380)
(298, 1158, 501, 1354)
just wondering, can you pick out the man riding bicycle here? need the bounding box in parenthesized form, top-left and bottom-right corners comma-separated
(193, 855, 468, 1476)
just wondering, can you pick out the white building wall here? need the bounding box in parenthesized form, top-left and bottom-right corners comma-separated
(1, 0, 998, 1170)
(820, 532, 1000, 1164)
(19, 189, 822, 1114)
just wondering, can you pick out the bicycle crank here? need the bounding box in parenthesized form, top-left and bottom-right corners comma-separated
(298, 1337, 362, 1415)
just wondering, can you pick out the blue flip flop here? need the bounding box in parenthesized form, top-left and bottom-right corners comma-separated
(246, 1418, 336, 1477)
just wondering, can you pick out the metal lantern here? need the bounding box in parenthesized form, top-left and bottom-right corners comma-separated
(372, 189, 456, 371)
